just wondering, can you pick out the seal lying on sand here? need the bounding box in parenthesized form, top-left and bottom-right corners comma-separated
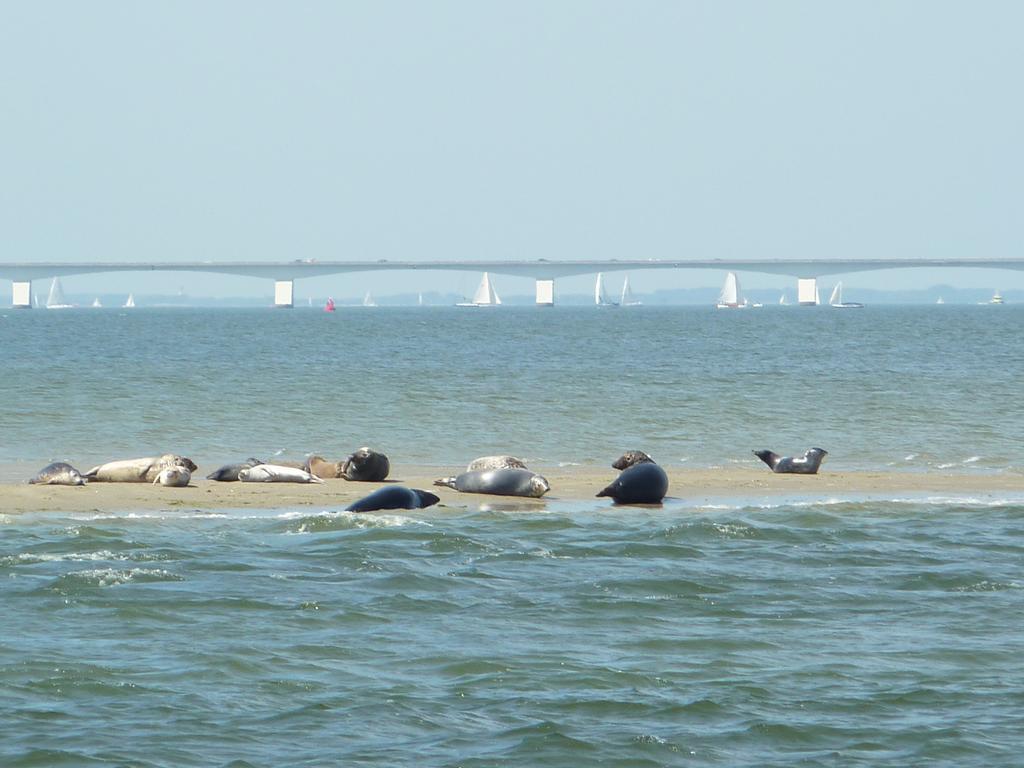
(341, 447, 390, 482)
(466, 455, 528, 471)
(753, 448, 828, 474)
(345, 487, 440, 513)
(434, 468, 550, 498)
(305, 455, 344, 479)
(206, 458, 264, 482)
(597, 462, 668, 504)
(84, 454, 198, 483)
(153, 466, 191, 487)
(28, 462, 87, 486)
(612, 451, 655, 470)
(238, 464, 324, 484)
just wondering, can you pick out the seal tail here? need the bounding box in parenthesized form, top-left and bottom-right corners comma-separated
(433, 476, 456, 489)
(596, 483, 615, 498)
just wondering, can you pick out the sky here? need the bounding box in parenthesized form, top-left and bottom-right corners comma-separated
(2, 1, 1023, 298)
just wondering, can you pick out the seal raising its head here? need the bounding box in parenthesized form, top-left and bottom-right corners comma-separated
(753, 448, 828, 475)
(341, 447, 390, 482)
(612, 451, 655, 470)
(28, 462, 87, 486)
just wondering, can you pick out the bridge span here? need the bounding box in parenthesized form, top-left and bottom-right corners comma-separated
(3, 257, 1023, 307)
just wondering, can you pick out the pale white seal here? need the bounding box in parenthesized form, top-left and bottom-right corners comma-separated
(152, 466, 192, 487)
(238, 464, 325, 484)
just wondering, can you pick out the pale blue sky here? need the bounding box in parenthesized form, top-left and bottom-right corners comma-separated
(2, 1, 1022, 298)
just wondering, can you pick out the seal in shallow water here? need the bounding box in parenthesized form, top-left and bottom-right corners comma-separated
(206, 458, 264, 482)
(434, 468, 550, 498)
(611, 450, 655, 470)
(597, 461, 668, 504)
(28, 462, 87, 486)
(84, 454, 198, 482)
(344, 486, 440, 513)
(238, 464, 324, 483)
(753, 448, 828, 474)
(341, 447, 390, 482)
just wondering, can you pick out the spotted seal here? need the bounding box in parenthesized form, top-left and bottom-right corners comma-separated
(611, 450, 655, 470)
(466, 455, 529, 471)
(753, 448, 828, 474)
(597, 461, 668, 504)
(84, 454, 198, 483)
(344, 487, 440, 513)
(434, 468, 550, 498)
(28, 462, 87, 486)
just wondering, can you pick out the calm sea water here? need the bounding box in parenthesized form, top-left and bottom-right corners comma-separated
(2, 305, 1023, 766)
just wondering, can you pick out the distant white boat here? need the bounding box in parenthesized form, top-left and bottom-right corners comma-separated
(46, 278, 74, 309)
(91, 298, 102, 308)
(418, 292, 424, 307)
(936, 296, 945, 305)
(619, 275, 641, 306)
(456, 272, 501, 307)
(828, 281, 864, 309)
(779, 293, 789, 306)
(362, 291, 378, 307)
(715, 272, 747, 309)
(988, 291, 1004, 305)
(123, 293, 135, 308)
(595, 273, 619, 307)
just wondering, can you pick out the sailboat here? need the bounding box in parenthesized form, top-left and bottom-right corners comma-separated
(123, 294, 136, 308)
(828, 281, 864, 309)
(91, 298, 102, 308)
(779, 293, 789, 306)
(619, 275, 641, 306)
(45, 277, 74, 309)
(936, 296, 945, 305)
(456, 273, 502, 307)
(324, 297, 336, 312)
(595, 273, 619, 307)
(715, 272, 747, 309)
(362, 291, 378, 307)
(418, 292, 424, 307)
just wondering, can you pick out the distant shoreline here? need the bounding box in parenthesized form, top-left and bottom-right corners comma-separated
(5, 467, 1023, 516)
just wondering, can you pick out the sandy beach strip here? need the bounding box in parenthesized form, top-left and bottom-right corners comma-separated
(4, 466, 1024, 515)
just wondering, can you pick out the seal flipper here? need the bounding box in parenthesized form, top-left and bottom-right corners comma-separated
(596, 481, 617, 498)
(433, 476, 457, 489)
(753, 450, 780, 471)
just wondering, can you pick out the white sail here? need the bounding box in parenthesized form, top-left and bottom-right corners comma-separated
(418, 292, 424, 306)
(620, 276, 640, 306)
(716, 272, 742, 308)
(829, 282, 843, 306)
(362, 291, 378, 307)
(91, 298, 102, 308)
(595, 273, 617, 306)
(779, 293, 789, 305)
(46, 278, 73, 309)
(123, 293, 135, 308)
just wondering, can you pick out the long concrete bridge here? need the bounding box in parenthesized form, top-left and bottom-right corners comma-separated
(3, 257, 1023, 307)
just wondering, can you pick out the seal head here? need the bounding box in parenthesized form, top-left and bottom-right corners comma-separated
(612, 451, 656, 470)
(341, 447, 390, 482)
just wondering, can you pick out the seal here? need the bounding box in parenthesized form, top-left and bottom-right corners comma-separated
(341, 447, 390, 482)
(753, 448, 828, 474)
(434, 468, 550, 498)
(84, 454, 198, 483)
(28, 461, 87, 486)
(153, 466, 191, 487)
(466, 455, 528, 471)
(306, 455, 344, 479)
(597, 462, 668, 504)
(238, 464, 324, 484)
(344, 487, 440, 513)
(612, 450, 655, 470)
(206, 458, 264, 482)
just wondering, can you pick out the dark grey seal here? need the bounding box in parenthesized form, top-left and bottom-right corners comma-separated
(28, 462, 87, 486)
(344, 487, 440, 513)
(434, 468, 550, 498)
(341, 447, 390, 482)
(612, 450, 655, 470)
(597, 462, 668, 504)
(206, 458, 264, 482)
(753, 448, 828, 475)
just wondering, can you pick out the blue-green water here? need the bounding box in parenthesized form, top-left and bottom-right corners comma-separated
(2, 306, 1023, 766)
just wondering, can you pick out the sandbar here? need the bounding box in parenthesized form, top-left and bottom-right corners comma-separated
(3, 466, 1024, 516)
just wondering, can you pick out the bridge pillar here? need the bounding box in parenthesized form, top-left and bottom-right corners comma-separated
(797, 278, 820, 306)
(12, 280, 32, 309)
(535, 279, 554, 306)
(273, 280, 294, 308)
